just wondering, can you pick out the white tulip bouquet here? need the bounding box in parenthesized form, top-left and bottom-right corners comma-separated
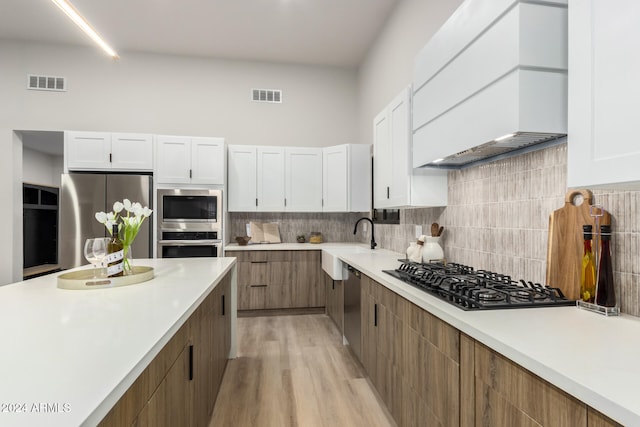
(95, 199, 153, 272)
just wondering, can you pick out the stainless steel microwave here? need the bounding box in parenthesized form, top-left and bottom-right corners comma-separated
(157, 188, 222, 232)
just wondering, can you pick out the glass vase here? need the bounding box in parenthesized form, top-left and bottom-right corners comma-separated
(123, 244, 133, 275)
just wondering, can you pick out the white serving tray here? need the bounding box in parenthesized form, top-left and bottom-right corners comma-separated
(57, 266, 154, 290)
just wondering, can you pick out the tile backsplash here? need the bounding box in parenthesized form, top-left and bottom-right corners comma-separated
(376, 143, 640, 317)
(227, 212, 369, 245)
(228, 143, 640, 316)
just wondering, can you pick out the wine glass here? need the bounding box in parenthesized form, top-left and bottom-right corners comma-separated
(84, 238, 108, 279)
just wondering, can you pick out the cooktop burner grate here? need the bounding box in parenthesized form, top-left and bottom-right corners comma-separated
(383, 261, 574, 311)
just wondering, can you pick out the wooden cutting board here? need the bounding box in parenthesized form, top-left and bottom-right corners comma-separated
(546, 189, 611, 300)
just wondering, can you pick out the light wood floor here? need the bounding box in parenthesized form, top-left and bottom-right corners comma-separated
(209, 314, 397, 427)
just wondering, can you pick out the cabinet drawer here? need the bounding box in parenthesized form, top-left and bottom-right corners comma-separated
(227, 250, 296, 263)
(239, 284, 267, 310)
(233, 250, 323, 310)
(474, 342, 585, 426)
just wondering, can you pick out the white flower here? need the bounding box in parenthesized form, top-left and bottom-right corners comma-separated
(113, 201, 124, 213)
(95, 199, 152, 243)
(132, 202, 143, 217)
(95, 211, 107, 224)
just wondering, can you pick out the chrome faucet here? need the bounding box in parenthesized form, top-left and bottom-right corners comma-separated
(353, 217, 377, 250)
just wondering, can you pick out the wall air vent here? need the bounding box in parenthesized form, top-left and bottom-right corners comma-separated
(27, 74, 66, 92)
(252, 88, 282, 103)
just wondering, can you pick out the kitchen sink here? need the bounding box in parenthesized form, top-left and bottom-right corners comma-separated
(321, 246, 371, 280)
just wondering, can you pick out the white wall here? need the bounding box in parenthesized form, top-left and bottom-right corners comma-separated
(1, 41, 358, 146)
(0, 130, 23, 285)
(22, 147, 63, 188)
(0, 40, 359, 283)
(356, 0, 463, 146)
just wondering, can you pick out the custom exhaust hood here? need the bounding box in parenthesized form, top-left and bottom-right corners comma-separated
(411, 0, 568, 169)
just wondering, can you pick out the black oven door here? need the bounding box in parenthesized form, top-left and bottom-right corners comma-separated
(158, 241, 220, 258)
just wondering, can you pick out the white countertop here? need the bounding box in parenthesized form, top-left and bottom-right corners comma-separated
(325, 246, 640, 426)
(0, 257, 236, 427)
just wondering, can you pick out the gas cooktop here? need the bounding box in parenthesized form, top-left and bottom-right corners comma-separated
(383, 261, 574, 311)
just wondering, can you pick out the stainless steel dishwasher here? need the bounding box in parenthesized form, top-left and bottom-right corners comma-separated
(344, 264, 361, 361)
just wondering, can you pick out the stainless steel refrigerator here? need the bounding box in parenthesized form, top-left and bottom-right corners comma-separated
(59, 173, 153, 270)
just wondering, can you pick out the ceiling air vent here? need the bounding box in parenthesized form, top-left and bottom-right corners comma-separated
(27, 74, 66, 92)
(252, 88, 282, 103)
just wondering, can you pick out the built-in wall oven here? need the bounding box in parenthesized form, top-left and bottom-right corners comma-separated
(157, 189, 222, 258)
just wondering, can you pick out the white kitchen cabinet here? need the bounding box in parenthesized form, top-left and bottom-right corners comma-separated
(373, 87, 447, 208)
(257, 147, 286, 211)
(228, 145, 285, 212)
(111, 133, 154, 171)
(155, 135, 190, 183)
(228, 144, 369, 213)
(156, 135, 225, 185)
(323, 144, 371, 212)
(65, 131, 153, 172)
(568, 0, 640, 188)
(191, 137, 225, 184)
(285, 147, 323, 212)
(228, 145, 258, 212)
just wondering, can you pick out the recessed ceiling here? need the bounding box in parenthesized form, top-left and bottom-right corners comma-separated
(0, 0, 399, 67)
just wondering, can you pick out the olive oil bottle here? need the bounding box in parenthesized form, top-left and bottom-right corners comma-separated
(581, 225, 596, 303)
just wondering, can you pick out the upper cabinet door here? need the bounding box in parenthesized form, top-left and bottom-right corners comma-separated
(374, 88, 410, 208)
(286, 148, 323, 212)
(257, 147, 285, 212)
(387, 89, 411, 207)
(228, 145, 257, 212)
(65, 131, 112, 171)
(373, 110, 392, 208)
(156, 135, 191, 184)
(191, 137, 225, 185)
(373, 87, 447, 208)
(323, 145, 349, 212)
(111, 133, 153, 171)
(568, 0, 640, 188)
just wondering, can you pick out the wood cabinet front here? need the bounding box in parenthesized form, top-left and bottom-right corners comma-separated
(473, 341, 585, 427)
(134, 345, 192, 427)
(99, 271, 232, 427)
(361, 274, 459, 427)
(230, 250, 324, 311)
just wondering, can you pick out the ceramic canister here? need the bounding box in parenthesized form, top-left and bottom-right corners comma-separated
(421, 236, 444, 263)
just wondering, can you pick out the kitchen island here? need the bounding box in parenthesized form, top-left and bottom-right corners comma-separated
(0, 257, 236, 427)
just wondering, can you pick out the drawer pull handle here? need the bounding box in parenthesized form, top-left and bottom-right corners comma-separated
(188, 344, 194, 381)
(374, 303, 378, 327)
(250, 284, 267, 288)
(250, 261, 268, 264)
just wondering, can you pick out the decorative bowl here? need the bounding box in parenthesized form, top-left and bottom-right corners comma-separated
(235, 236, 251, 246)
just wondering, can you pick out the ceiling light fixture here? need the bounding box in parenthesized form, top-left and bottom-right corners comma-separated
(50, 0, 119, 60)
(494, 133, 515, 142)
